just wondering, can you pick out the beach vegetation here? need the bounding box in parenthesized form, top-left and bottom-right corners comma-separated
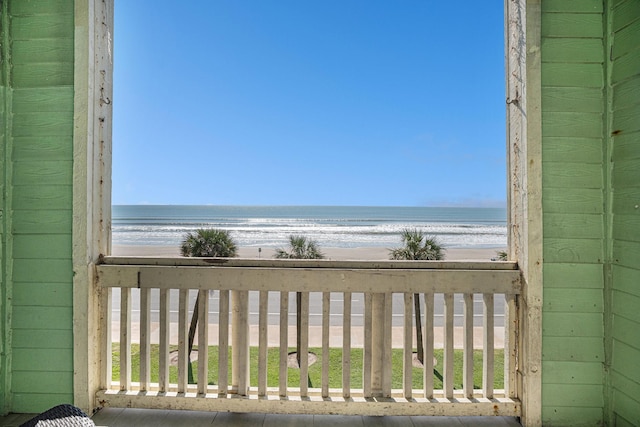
(274, 235, 324, 372)
(274, 235, 324, 260)
(495, 250, 508, 261)
(180, 228, 238, 382)
(180, 228, 237, 258)
(389, 228, 445, 365)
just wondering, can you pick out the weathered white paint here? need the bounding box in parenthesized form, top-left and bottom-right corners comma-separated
(73, 0, 113, 413)
(98, 260, 521, 416)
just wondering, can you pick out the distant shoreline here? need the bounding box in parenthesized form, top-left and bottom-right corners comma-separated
(111, 244, 505, 261)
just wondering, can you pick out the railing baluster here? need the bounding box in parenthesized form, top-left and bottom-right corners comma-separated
(423, 292, 434, 399)
(139, 288, 151, 392)
(402, 292, 412, 399)
(342, 292, 352, 398)
(371, 293, 384, 395)
(403, 293, 413, 399)
(100, 286, 112, 390)
(197, 289, 209, 395)
(232, 290, 249, 395)
(443, 293, 454, 399)
(483, 293, 495, 398)
(119, 288, 131, 391)
(505, 293, 518, 398)
(382, 292, 392, 397)
(279, 292, 289, 397)
(299, 291, 310, 397)
(258, 290, 268, 396)
(363, 292, 373, 398)
(177, 289, 189, 393)
(321, 292, 330, 398)
(218, 290, 229, 395)
(463, 293, 474, 398)
(159, 289, 169, 392)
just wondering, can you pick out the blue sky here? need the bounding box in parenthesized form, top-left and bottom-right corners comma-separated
(113, 1, 506, 207)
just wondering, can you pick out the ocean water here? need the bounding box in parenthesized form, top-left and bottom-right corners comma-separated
(112, 205, 507, 250)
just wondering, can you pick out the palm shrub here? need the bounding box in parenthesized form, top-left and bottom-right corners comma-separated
(389, 228, 445, 364)
(275, 235, 324, 368)
(181, 228, 237, 381)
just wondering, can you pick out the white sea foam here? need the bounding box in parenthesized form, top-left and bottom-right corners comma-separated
(112, 205, 507, 249)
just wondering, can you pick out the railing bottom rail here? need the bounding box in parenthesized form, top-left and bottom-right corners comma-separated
(96, 389, 520, 417)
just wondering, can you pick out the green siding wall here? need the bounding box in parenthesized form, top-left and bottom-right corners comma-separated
(1, 0, 75, 413)
(609, 1, 640, 425)
(540, 1, 606, 425)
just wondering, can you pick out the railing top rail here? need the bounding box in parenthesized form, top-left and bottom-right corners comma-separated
(100, 256, 518, 271)
(97, 262, 522, 294)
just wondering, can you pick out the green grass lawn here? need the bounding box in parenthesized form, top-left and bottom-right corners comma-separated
(113, 345, 504, 391)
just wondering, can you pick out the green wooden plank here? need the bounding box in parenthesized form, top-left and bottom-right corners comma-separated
(11, 305, 72, 331)
(11, 63, 73, 87)
(12, 185, 72, 210)
(612, 290, 640, 324)
(613, 389, 640, 425)
(12, 161, 72, 186)
(11, 112, 72, 137)
(542, 0, 603, 13)
(613, 159, 640, 189)
(12, 210, 72, 234)
(543, 213, 603, 239)
(542, 137, 602, 164)
(12, 87, 73, 113)
(613, 131, 640, 161)
(8, 0, 73, 15)
(612, 0, 640, 32)
(12, 282, 72, 308)
(12, 136, 72, 161)
(612, 265, 640, 297)
(541, 38, 603, 63)
(613, 187, 640, 214)
(543, 263, 604, 289)
(13, 234, 71, 259)
(11, 39, 74, 64)
(542, 111, 603, 137)
(543, 238, 603, 263)
(543, 337, 605, 362)
(542, 361, 603, 385)
(542, 162, 603, 189)
(12, 371, 73, 394)
(542, 62, 604, 88)
(615, 414, 637, 427)
(11, 348, 73, 372)
(541, 384, 604, 408)
(542, 87, 603, 113)
(10, 393, 75, 415)
(612, 214, 640, 241)
(10, 328, 73, 348)
(612, 20, 640, 60)
(611, 45, 640, 82)
(12, 259, 72, 282)
(543, 289, 603, 313)
(611, 371, 640, 405)
(613, 240, 640, 270)
(10, 14, 73, 40)
(543, 188, 603, 214)
(542, 13, 603, 37)
(543, 407, 603, 426)
(543, 312, 603, 337)
(612, 105, 640, 135)
(612, 315, 640, 352)
(613, 75, 640, 110)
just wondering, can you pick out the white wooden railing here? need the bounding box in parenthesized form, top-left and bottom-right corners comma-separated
(96, 257, 521, 416)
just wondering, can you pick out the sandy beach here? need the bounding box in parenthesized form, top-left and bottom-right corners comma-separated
(111, 244, 505, 261)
